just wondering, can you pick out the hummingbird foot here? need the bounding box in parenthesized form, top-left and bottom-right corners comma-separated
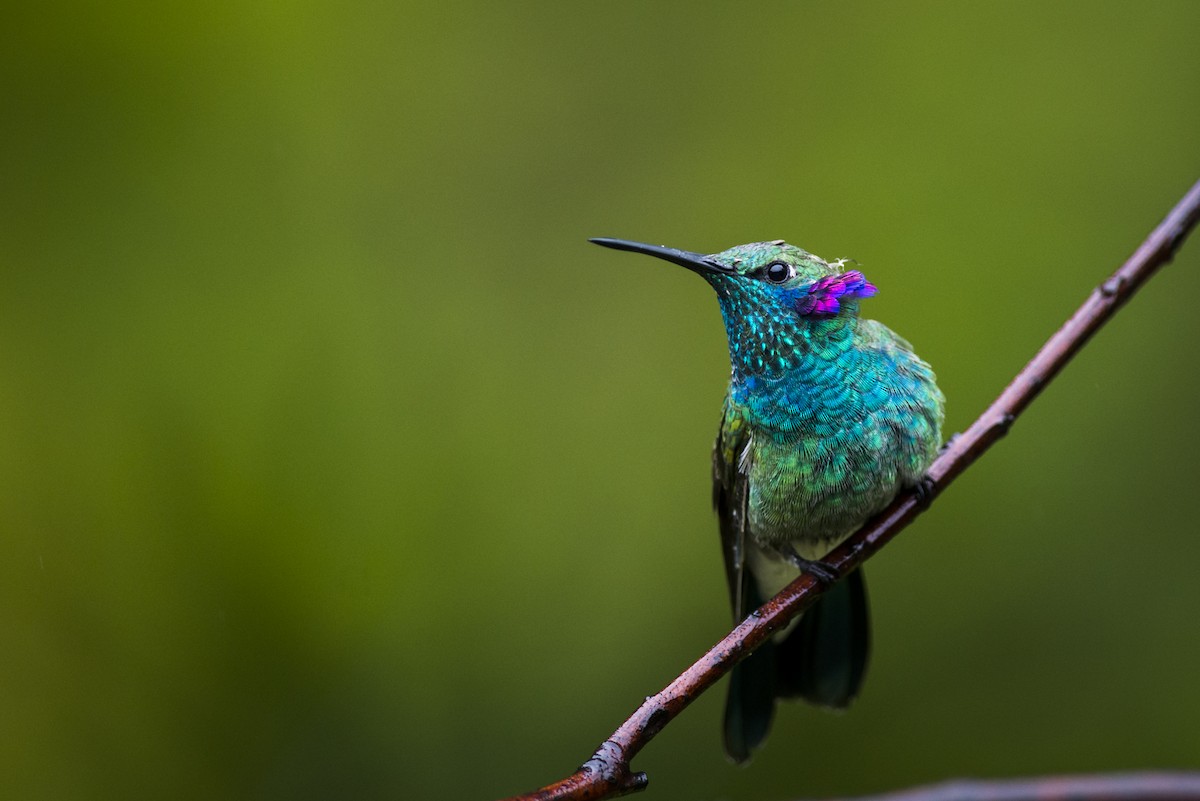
(775, 545, 840, 585)
(913, 474, 937, 509)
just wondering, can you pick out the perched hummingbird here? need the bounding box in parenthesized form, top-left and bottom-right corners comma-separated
(590, 237, 944, 763)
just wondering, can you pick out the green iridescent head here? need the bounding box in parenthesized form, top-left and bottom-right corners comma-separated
(708, 239, 834, 283)
(590, 237, 879, 379)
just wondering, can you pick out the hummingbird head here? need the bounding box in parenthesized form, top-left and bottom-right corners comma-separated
(590, 237, 877, 380)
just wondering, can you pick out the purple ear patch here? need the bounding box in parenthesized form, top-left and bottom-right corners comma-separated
(793, 270, 877, 316)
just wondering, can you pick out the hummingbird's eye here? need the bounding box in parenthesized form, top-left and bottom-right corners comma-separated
(763, 262, 794, 284)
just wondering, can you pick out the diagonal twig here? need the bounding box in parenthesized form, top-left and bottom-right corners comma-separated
(500, 178, 1200, 801)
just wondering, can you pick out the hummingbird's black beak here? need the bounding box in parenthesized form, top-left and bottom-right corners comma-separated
(589, 238, 732, 276)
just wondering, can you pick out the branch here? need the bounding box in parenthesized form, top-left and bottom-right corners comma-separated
(501, 178, 1200, 801)
(816, 772, 1200, 801)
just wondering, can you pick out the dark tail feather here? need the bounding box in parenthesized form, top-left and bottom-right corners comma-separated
(723, 638, 777, 764)
(776, 568, 871, 707)
(722, 569, 871, 763)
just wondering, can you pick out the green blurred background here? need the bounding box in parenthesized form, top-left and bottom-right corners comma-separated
(3, 2, 1199, 800)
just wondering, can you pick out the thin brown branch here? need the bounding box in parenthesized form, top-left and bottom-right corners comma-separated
(500, 178, 1200, 801)
(815, 772, 1200, 801)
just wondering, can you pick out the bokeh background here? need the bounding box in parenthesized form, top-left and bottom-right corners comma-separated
(3, 3, 1199, 800)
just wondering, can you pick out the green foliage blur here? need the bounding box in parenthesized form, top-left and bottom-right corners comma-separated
(3, 2, 1199, 799)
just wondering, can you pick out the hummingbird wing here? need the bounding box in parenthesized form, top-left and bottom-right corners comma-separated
(714, 405, 777, 763)
(712, 403, 752, 621)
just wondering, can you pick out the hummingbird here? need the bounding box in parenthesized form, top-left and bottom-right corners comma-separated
(590, 237, 944, 763)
